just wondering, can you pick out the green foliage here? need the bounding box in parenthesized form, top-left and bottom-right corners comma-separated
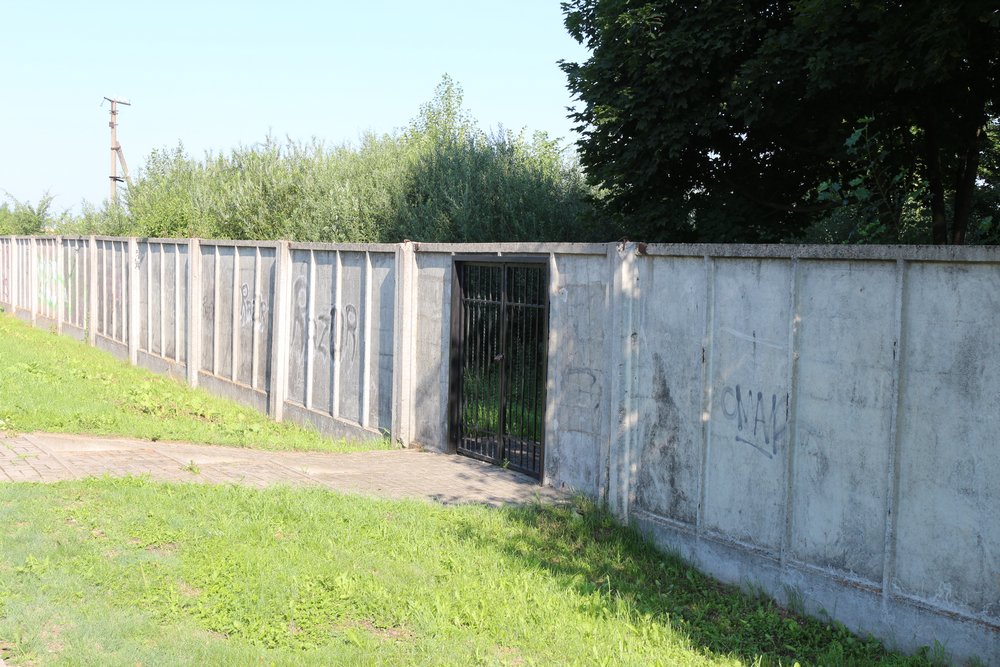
(0, 479, 935, 665)
(561, 0, 1000, 244)
(0, 313, 384, 453)
(109, 76, 600, 244)
(0, 192, 59, 235)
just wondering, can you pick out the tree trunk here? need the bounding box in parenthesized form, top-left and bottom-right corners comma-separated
(923, 117, 949, 245)
(951, 125, 984, 246)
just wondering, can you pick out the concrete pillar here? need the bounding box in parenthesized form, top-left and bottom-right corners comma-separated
(391, 241, 416, 447)
(607, 241, 640, 521)
(87, 236, 98, 345)
(8, 237, 19, 313)
(187, 238, 202, 387)
(127, 237, 140, 364)
(268, 240, 292, 420)
(29, 236, 38, 326)
(55, 236, 64, 333)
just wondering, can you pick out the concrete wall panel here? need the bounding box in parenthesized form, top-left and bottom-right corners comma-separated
(200, 248, 215, 372)
(309, 250, 336, 414)
(368, 252, 395, 432)
(412, 252, 451, 450)
(790, 260, 896, 582)
(338, 252, 366, 424)
(633, 256, 707, 525)
(287, 249, 311, 405)
(895, 262, 1000, 618)
(254, 248, 276, 389)
(234, 247, 256, 385)
(704, 258, 791, 550)
(216, 246, 235, 380)
(545, 253, 607, 496)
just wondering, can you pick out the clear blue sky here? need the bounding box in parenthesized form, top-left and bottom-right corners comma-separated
(0, 0, 589, 213)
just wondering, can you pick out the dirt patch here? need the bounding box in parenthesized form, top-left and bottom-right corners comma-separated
(40, 623, 64, 655)
(145, 542, 178, 557)
(177, 581, 201, 598)
(0, 641, 14, 664)
(339, 619, 415, 642)
(497, 646, 526, 666)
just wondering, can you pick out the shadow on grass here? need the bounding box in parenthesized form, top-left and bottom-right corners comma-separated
(449, 497, 933, 667)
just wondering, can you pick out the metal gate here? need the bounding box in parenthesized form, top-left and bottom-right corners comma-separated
(449, 260, 548, 479)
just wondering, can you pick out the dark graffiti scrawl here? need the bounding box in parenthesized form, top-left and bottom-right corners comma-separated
(720, 384, 789, 458)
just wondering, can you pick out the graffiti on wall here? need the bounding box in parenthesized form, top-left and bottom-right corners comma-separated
(239, 283, 269, 333)
(288, 274, 362, 399)
(720, 384, 789, 458)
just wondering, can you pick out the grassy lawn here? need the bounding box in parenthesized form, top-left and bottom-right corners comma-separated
(0, 478, 933, 667)
(0, 313, 387, 453)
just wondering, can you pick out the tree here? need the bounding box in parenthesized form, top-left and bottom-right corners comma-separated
(561, 0, 1000, 244)
(0, 192, 56, 235)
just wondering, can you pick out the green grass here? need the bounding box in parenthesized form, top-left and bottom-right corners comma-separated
(0, 478, 934, 666)
(0, 312, 388, 453)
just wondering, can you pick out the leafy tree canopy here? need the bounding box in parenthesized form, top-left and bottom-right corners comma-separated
(561, 0, 1000, 243)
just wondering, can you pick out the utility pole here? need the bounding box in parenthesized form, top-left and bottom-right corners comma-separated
(104, 97, 132, 206)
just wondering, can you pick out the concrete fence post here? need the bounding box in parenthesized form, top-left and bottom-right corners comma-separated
(391, 241, 416, 447)
(9, 237, 19, 313)
(55, 236, 64, 333)
(29, 236, 38, 325)
(607, 241, 641, 521)
(87, 236, 98, 345)
(127, 237, 140, 364)
(268, 240, 292, 420)
(187, 238, 202, 387)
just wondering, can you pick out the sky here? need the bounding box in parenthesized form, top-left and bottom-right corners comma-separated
(0, 0, 590, 213)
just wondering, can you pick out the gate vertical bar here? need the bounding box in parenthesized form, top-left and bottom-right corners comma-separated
(497, 266, 509, 463)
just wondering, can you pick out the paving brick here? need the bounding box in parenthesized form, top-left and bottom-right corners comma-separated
(0, 433, 567, 507)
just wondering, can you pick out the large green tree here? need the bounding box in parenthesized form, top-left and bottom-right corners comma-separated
(561, 0, 1000, 244)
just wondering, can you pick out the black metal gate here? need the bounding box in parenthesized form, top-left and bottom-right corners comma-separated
(449, 260, 548, 479)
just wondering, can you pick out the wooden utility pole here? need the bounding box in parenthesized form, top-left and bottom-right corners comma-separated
(104, 97, 132, 205)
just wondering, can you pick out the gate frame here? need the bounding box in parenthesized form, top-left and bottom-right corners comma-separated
(447, 255, 550, 481)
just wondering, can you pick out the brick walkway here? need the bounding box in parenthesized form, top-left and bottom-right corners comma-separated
(0, 432, 567, 506)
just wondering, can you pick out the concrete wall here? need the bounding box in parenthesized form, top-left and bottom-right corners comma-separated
(1, 236, 997, 663)
(0, 236, 394, 442)
(608, 244, 999, 665)
(280, 244, 396, 438)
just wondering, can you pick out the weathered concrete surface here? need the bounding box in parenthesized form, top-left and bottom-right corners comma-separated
(544, 253, 608, 496)
(790, 260, 896, 582)
(620, 252, 1000, 664)
(632, 256, 706, 525)
(704, 258, 792, 551)
(411, 252, 452, 451)
(895, 263, 1000, 619)
(0, 433, 566, 507)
